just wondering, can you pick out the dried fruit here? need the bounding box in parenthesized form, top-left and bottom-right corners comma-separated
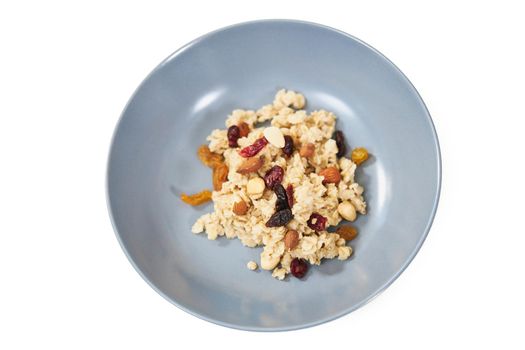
(299, 143, 315, 158)
(239, 137, 268, 157)
(274, 184, 290, 211)
(246, 177, 265, 198)
(336, 225, 358, 241)
(212, 163, 229, 191)
(284, 230, 299, 250)
(307, 213, 327, 231)
(286, 184, 294, 208)
(197, 145, 223, 168)
(264, 165, 284, 189)
(263, 126, 285, 148)
(290, 258, 308, 278)
(238, 122, 250, 137)
(227, 125, 241, 147)
(180, 190, 212, 206)
(237, 156, 264, 174)
(282, 135, 294, 157)
(319, 166, 341, 184)
(351, 147, 369, 165)
(334, 130, 346, 157)
(338, 201, 357, 221)
(266, 208, 293, 227)
(232, 200, 248, 215)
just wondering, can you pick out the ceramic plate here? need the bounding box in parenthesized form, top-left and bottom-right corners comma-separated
(107, 20, 441, 331)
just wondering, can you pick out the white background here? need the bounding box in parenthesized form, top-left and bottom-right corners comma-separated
(1, 1, 524, 349)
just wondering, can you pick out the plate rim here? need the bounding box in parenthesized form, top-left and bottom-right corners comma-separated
(106, 19, 442, 332)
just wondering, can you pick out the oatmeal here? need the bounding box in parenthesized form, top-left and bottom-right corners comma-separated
(188, 89, 368, 280)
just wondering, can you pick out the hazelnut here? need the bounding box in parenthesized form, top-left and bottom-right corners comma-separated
(299, 143, 315, 157)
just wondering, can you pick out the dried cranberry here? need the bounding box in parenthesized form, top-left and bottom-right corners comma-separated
(307, 213, 327, 231)
(286, 184, 294, 208)
(264, 165, 284, 189)
(334, 130, 346, 158)
(290, 258, 308, 278)
(227, 125, 241, 147)
(274, 184, 289, 211)
(282, 135, 294, 157)
(266, 208, 293, 227)
(239, 137, 268, 157)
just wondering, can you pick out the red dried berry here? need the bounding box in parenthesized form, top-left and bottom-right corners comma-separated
(334, 130, 346, 158)
(239, 137, 268, 157)
(265, 208, 293, 227)
(264, 165, 284, 189)
(290, 258, 308, 278)
(227, 125, 241, 147)
(286, 184, 294, 208)
(282, 135, 294, 157)
(307, 213, 327, 231)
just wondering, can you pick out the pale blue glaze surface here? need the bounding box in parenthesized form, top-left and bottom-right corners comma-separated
(107, 20, 441, 331)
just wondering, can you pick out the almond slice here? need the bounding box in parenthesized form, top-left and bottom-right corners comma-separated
(263, 126, 285, 148)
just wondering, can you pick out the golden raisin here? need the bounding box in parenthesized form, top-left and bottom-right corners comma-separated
(351, 147, 369, 165)
(212, 163, 229, 191)
(197, 145, 223, 168)
(336, 225, 358, 241)
(232, 201, 248, 215)
(238, 122, 250, 138)
(180, 190, 212, 206)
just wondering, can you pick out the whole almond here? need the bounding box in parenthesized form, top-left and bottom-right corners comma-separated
(232, 200, 248, 215)
(336, 225, 358, 241)
(237, 156, 264, 174)
(238, 122, 250, 138)
(299, 143, 315, 158)
(284, 230, 299, 250)
(319, 166, 341, 184)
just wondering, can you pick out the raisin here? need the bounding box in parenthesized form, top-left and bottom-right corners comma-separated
(351, 147, 369, 165)
(282, 135, 294, 158)
(265, 208, 293, 227)
(286, 184, 294, 208)
(264, 165, 284, 189)
(336, 225, 358, 241)
(197, 145, 223, 168)
(212, 163, 228, 191)
(334, 130, 346, 158)
(307, 213, 327, 231)
(274, 184, 289, 212)
(239, 137, 268, 157)
(238, 122, 250, 137)
(227, 125, 241, 147)
(180, 190, 212, 206)
(290, 258, 308, 278)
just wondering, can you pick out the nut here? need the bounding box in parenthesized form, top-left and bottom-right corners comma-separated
(260, 253, 280, 270)
(263, 126, 285, 148)
(299, 143, 315, 157)
(238, 122, 250, 137)
(246, 177, 265, 198)
(338, 201, 357, 221)
(237, 156, 263, 174)
(336, 225, 358, 241)
(319, 166, 341, 184)
(284, 230, 299, 250)
(232, 200, 248, 215)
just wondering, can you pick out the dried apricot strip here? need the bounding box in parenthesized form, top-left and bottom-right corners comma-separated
(180, 190, 212, 206)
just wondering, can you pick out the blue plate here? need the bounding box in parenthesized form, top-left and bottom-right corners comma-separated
(107, 20, 441, 331)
